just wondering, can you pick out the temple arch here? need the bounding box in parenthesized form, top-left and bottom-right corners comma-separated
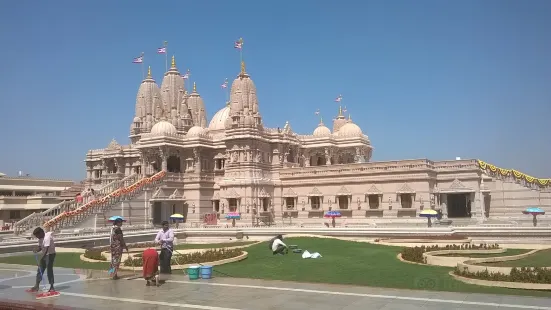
(167, 155, 181, 173)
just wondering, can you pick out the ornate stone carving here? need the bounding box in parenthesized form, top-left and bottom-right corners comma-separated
(337, 186, 351, 196)
(397, 183, 415, 193)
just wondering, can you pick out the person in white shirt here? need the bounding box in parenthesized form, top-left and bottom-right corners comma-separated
(31, 227, 56, 292)
(270, 235, 288, 255)
(155, 221, 174, 278)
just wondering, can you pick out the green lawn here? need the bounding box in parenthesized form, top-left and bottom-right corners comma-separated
(434, 249, 530, 258)
(174, 241, 257, 250)
(214, 237, 551, 297)
(477, 249, 551, 267)
(1, 237, 550, 297)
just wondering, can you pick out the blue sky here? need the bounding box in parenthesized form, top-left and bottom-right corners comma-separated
(0, 0, 550, 181)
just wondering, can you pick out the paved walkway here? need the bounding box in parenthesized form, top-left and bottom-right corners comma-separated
(0, 264, 550, 310)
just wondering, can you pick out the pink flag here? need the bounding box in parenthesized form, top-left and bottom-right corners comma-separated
(157, 47, 166, 54)
(132, 56, 143, 63)
(234, 38, 243, 49)
(335, 95, 342, 102)
(182, 69, 190, 79)
(221, 78, 228, 88)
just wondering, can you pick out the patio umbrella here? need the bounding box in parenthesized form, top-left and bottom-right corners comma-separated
(522, 207, 545, 227)
(108, 216, 126, 222)
(324, 211, 341, 228)
(170, 213, 184, 220)
(225, 212, 241, 227)
(419, 209, 439, 227)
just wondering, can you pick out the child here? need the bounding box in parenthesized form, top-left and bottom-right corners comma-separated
(30, 227, 56, 292)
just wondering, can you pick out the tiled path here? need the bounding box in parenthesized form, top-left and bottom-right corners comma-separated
(0, 264, 550, 310)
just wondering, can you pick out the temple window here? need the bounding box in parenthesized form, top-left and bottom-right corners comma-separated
(310, 197, 321, 209)
(337, 196, 349, 209)
(285, 197, 295, 210)
(400, 194, 413, 208)
(368, 195, 380, 209)
(167, 156, 181, 173)
(134, 166, 141, 174)
(228, 198, 238, 212)
(213, 200, 220, 212)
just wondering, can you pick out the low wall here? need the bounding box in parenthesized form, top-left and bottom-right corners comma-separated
(423, 249, 505, 267)
(457, 249, 549, 275)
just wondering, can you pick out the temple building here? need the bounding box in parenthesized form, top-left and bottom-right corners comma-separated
(82, 56, 551, 227)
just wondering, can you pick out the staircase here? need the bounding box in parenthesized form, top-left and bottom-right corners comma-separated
(14, 171, 167, 235)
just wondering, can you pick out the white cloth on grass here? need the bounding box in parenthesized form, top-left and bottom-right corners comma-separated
(301, 250, 322, 259)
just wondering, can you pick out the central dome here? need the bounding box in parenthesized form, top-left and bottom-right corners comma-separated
(208, 106, 230, 131)
(150, 121, 177, 136)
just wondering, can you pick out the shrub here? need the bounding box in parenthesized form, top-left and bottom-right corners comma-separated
(454, 266, 551, 284)
(400, 243, 500, 264)
(84, 249, 107, 261)
(124, 248, 243, 267)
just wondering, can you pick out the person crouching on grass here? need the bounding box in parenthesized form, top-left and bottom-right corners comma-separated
(30, 227, 56, 292)
(271, 235, 288, 255)
(155, 221, 174, 283)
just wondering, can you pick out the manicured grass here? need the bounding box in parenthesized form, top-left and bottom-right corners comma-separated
(435, 249, 530, 258)
(478, 249, 551, 267)
(0, 252, 109, 270)
(174, 241, 256, 250)
(214, 237, 551, 297)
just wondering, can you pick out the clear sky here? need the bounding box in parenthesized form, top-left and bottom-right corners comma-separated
(0, 0, 550, 181)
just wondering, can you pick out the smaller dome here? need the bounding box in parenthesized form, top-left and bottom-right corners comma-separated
(187, 125, 206, 137)
(133, 116, 141, 123)
(338, 121, 363, 137)
(313, 120, 331, 137)
(150, 121, 177, 136)
(208, 106, 230, 131)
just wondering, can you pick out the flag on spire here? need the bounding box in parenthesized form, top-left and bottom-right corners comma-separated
(342, 106, 347, 113)
(335, 94, 343, 102)
(157, 47, 166, 54)
(234, 38, 244, 49)
(182, 69, 190, 79)
(132, 53, 144, 63)
(221, 78, 228, 89)
(315, 109, 320, 115)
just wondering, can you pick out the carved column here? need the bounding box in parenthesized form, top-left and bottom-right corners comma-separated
(193, 148, 201, 173)
(159, 148, 168, 172)
(324, 148, 332, 165)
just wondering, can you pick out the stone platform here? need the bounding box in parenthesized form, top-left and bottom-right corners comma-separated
(1, 264, 551, 310)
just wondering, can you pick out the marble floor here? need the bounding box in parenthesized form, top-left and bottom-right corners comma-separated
(0, 264, 550, 310)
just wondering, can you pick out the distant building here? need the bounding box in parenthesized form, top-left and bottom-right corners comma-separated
(0, 172, 77, 223)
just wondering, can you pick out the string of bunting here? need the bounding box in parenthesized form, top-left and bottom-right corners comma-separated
(477, 160, 550, 187)
(43, 171, 167, 228)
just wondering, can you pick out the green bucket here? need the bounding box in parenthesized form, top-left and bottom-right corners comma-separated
(187, 266, 200, 280)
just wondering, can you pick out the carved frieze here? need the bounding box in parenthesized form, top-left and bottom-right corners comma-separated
(396, 183, 415, 194)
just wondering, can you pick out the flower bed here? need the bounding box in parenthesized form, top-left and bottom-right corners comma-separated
(401, 244, 500, 264)
(123, 248, 243, 267)
(83, 249, 107, 261)
(454, 266, 551, 284)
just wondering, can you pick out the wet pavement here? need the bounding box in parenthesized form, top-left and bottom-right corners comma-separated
(0, 264, 550, 310)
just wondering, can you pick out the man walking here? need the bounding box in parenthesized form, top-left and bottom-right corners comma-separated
(155, 221, 174, 281)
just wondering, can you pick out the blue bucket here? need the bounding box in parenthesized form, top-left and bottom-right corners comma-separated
(200, 265, 213, 279)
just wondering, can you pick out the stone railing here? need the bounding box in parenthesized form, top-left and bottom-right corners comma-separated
(13, 174, 144, 235)
(41, 172, 166, 232)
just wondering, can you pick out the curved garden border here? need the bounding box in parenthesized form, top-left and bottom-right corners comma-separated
(457, 249, 551, 275)
(449, 271, 551, 291)
(423, 249, 506, 267)
(81, 250, 248, 271)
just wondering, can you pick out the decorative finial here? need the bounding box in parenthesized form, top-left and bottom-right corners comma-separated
(338, 105, 343, 116)
(226, 101, 230, 107)
(319, 117, 324, 125)
(171, 55, 176, 68)
(193, 82, 197, 92)
(147, 66, 152, 77)
(348, 114, 352, 121)
(241, 61, 246, 74)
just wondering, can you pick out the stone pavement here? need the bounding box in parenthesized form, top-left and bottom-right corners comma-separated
(0, 264, 550, 310)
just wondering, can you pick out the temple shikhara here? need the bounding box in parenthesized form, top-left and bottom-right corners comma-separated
(13, 52, 551, 234)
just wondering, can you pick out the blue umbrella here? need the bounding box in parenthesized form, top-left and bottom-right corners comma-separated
(108, 216, 126, 222)
(522, 207, 545, 227)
